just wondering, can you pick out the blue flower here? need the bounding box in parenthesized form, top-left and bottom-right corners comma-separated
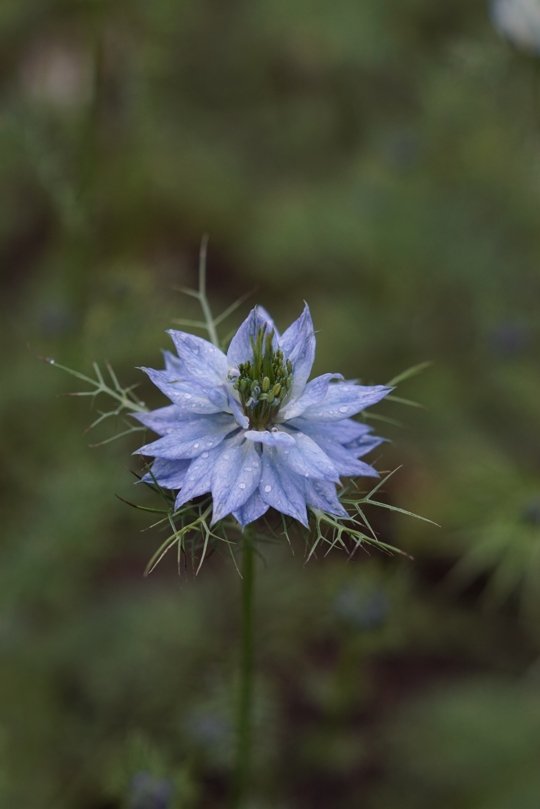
(135, 305, 390, 527)
(491, 0, 540, 54)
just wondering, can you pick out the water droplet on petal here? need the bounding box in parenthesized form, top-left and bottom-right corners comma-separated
(193, 443, 200, 449)
(264, 485, 272, 493)
(184, 393, 192, 399)
(239, 483, 246, 489)
(339, 406, 348, 413)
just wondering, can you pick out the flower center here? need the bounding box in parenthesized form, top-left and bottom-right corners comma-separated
(233, 326, 293, 429)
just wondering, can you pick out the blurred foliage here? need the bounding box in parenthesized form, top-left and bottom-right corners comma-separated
(2, 0, 540, 806)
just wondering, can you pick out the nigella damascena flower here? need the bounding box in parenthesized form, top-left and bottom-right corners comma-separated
(134, 305, 390, 527)
(491, 0, 540, 54)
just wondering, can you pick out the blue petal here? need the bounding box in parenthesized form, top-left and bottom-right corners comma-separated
(142, 458, 190, 489)
(134, 405, 181, 436)
(287, 415, 372, 444)
(279, 303, 316, 399)
(174, 445, 222, 509)
(140, 367, 227, 414)
(227, 306, 277, 367)
(259, 448, 309, 526)
(300, 383, 392, 421)
(232, 491, 269, 526)
(255, 306, 279, 337)
(347, 434, 385, 458)
(211, 440, 262, 523)
(166, 330, 228, 385)
(162, 350, 184, 375)
(227, 391, 250, 429)
(135, 414, 237, 460)
(277, 430, 339, 481)
(303, 479, 348, 518)
(308, 436, 379, 477)
(280, 373, 344, 420)
(244, 429, 295, 447)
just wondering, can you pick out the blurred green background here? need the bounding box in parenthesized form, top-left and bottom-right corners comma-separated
(3, 1, 540, 807)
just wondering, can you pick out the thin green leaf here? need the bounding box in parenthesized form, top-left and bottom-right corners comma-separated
(387, 361, 432, 387)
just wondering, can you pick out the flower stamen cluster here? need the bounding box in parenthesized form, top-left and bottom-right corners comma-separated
(233, 326, 293, 430)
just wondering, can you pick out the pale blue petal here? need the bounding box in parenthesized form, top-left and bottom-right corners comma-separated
(211, 440, 262, 523)
(174, 446, 222, 510)
(255, 306, 279, 337)
(244, 429, 295, 447)
(227, 306, 277, 367)
(135, 414, 237, 460)
(133, 405, 181, 436)
(162, 350, 184, 375)
(300, 383, 392, 421)
(167, 330, 228, 385)
(232, 491, 269, 526)
(304, 479, 348, 518)
(277, 430, 339, 482)
(259, 448, 309, 526)
(309, 436, 379, 477)
(347, 434, 385, 458)
(287, 416, 371, 444)
(140, 367, 227, 414)
(348, 459, 378, 476)
(142, 458, 190, 489)
(227, 391, 250, 429)
(279, 303, 316, 399)
(280, 373, 344, 420)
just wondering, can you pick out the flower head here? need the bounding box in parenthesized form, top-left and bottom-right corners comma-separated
(135, 305, 391, 527)
(491, 0, 540, 54)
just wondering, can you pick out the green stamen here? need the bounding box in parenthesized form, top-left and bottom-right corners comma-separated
(233, 326, 293, 429)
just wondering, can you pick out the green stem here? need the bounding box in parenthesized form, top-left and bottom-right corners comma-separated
(233, 531, 255, 807)
(198, 235, 220, 348)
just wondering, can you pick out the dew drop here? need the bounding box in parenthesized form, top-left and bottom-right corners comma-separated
(184, 393, 192, 399)
(264, 484, 272, 493)
(193, 443, 200, 449)
(239, 483, 246, 490)
(339, 406, 348, 413)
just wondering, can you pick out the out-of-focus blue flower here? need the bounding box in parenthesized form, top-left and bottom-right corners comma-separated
(488, 321, 530, 358)
(333, 585, 390, 631)
(491, 0, 540, 54)
(135, 305, 390, 527)
(521, 497, 540, 526)
(129, 771, 172, 809)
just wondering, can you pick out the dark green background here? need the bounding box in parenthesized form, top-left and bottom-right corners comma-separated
(2, 1, 540, 807)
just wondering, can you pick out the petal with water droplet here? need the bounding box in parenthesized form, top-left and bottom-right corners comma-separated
(259, 448, 308, 526)
(211, 440, 262, 523)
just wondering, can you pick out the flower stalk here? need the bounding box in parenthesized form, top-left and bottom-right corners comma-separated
(234, 530, 255, 807)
